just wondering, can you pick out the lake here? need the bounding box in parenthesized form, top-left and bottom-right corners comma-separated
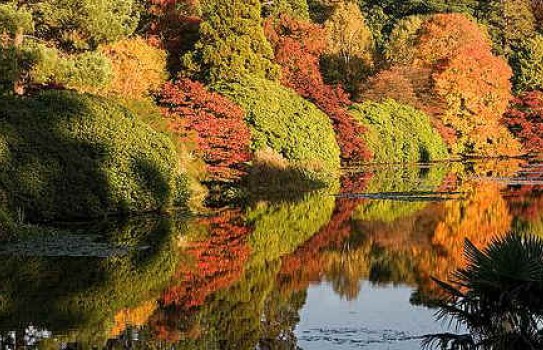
(1, 158, 541, 349)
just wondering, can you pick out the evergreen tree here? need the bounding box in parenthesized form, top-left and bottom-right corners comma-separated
(183, 0, 279, 84)
(477, 0, 537, 56)
(261, 0, 310, 20)
(0, 0, 140, 94)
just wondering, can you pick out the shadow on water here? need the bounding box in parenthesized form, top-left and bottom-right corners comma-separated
(3, 159, 543, 348)
(0, 215, 188, 348)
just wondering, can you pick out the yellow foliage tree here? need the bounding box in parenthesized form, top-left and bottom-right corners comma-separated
(100, 37, 167, 99)
(321, 1, 374, 95)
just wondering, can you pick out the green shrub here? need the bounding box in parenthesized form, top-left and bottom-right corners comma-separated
(31, 45, 114, 91)
(0, 90, 188, 222)
(217, 76, 341, 185)
(511, 34, 543, 93)
(350, 99, 448, 163)
(118, 97, 207, 209)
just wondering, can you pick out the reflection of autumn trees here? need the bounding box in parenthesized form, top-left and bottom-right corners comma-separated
(505, 163, 543, 236)
(161, 210, 251, 309)
(278, 179, 513, 304)
(276, 172, 371, 295)
(150, 192, 334, 347)
(277, 164, 446, 297)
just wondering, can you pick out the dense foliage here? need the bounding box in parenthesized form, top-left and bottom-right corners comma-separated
(265, 15, 371, 164)
(0, 91, 186, 222)
(503, 91, 543, 154)
(361, 13, 523, 157)
(99, 37, 167, 99)
(350, 100, 448, 163)
(261, 0, 310, 20)
(182, 0, 278, 83)
(160, 78, 252, 182)
(3, 0, 543, 225)
(218, 76, 341, 184)
(321, 1, 374, 94)
(512, 34, 543, 92)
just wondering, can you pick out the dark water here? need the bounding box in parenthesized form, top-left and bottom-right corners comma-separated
(1, 159, 542, 349)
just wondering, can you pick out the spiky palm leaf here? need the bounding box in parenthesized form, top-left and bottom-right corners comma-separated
(426, 232, 543, 349)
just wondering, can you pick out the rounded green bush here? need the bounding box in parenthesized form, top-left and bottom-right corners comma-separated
(0, 90, 187, 222)
(217, 76, 341, 185)
(350, 99, 448, 163)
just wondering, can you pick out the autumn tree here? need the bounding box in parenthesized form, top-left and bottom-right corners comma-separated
(182, 0, 278, 84)
(265, 15, 372, 163)
(503, 91, 543, 154)
(99, 37, 167, 99)
(320, 1, 374, 95)
(261, 0, 310, 19)
(432, 46, 521, 156)
(362, 13, 522, 157)
(142, 0, 202, 74)
(160, 78, 252, 182)
(413, 13, 492, 64)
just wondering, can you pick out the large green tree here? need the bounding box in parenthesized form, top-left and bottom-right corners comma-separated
(477, 0, 537, 56)
(0, 0, 140, 95)
(182, 0, 278, 84)
(30, 0, 139, 52)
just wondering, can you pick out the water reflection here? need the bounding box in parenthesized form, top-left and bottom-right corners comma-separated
(1, 160, 543, 349)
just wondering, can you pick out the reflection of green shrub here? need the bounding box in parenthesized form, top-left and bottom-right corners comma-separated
(246, 191, 335, 266)
(354, 164, 448, 222)
(0, 216, 183, 346)
(350, 100, 448, 163)
(217, 76, 341, 185)
(0, 91, 188, 222)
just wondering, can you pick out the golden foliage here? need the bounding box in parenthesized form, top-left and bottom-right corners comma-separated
(100, 37, 167, 99)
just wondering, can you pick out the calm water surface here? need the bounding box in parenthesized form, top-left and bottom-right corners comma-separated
(1, 159, 542, 349)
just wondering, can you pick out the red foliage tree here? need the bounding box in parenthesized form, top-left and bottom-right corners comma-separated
(144, 0, 202, 73)
(503, 90, 543, 154)
(160, 78, 252, 182)
(264, 15, 372, 164)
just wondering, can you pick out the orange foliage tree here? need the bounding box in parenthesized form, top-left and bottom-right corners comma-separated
(160, 78, 252, 182)
(362, 13, 521, 157)
(431, 46, 520, 156)
(264, 15, 371, 164)
(100, 37, 167, 99)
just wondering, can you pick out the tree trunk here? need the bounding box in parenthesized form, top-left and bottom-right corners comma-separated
(13, 29, 25, 95)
